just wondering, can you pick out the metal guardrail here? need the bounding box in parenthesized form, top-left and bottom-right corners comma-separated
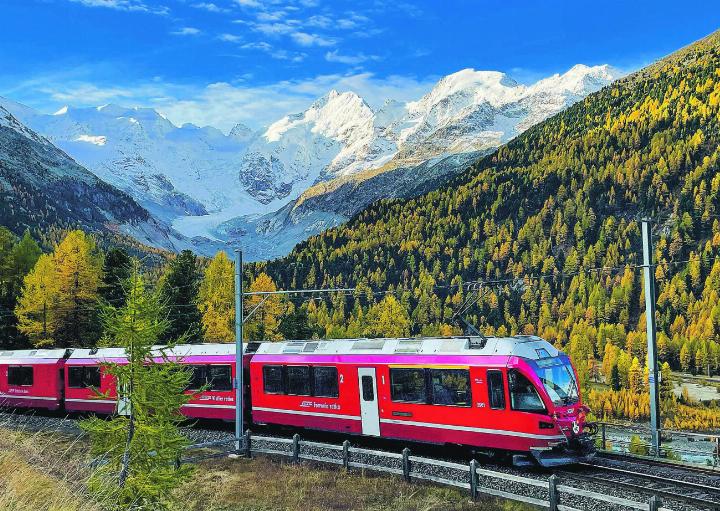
(183, 432, 671, 511)
(597, 421, 720, 467)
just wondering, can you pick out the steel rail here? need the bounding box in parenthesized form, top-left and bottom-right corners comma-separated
(598, 451, 720, 476)
(557, 464, 720, 510)
(578, 461, 720, 494)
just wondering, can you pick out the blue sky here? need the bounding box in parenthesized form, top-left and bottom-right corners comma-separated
(1, 0, 719, 131)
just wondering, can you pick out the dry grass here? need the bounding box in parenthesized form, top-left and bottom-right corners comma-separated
(0, 427, 99, 511)
(176, 456, 533, 511)
(0, 425, 532, 511)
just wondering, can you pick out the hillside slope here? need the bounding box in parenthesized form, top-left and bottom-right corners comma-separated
(0, 106, 186, 253)
(263, 30, 720, 378)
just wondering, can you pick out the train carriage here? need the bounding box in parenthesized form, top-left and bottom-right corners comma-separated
(64, 348, 125, 414)
(64, 344, 254, 421)
(250, 335, 595, 467)
(171, 343, 253, 421)
(0, 348, 69, 410)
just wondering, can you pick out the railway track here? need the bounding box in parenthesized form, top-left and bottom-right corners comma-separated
(598, 450, 720, 477)
(557, 460, 720, 510)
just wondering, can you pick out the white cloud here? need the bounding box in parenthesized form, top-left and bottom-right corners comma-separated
(306, 14, 332, 28)
(233, 0, 261, 7)
(241, 41, 273, 51)
(40, 83, 151, 104)
(192, 2, 228, 13)
(325, 50, 379, 65)
(291, 32, 335, 47)
(271, 50, 307, 62)
(172, 27, 201, 36)
(218, 33, 243, 43)
(154, 72, 436, 131)
(256, 11, 286, 21)
(14, 59, 628, 137)
(254, 22, 297, 35)
(239, 41, 306, 62)
(336, 13, 370, 30)
(17, 70, 436, 131)
(67, 0, 169, 15)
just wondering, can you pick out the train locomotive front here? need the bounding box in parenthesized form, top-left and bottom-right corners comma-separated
(505, 343, 596, 467)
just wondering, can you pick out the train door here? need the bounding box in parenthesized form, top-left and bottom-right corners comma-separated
(357, 367, 380, 436)
(59, 367, 65, 405)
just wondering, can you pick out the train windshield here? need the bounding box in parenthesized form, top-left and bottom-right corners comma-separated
(531, 359, 579, 406)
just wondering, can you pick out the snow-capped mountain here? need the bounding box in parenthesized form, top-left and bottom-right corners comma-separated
(0, 63, 622, 260)
(0, 106, 188, 252)
(220, 64, 623, 260)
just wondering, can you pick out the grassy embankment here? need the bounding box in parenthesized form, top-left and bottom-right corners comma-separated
(0, 427, 533, 511)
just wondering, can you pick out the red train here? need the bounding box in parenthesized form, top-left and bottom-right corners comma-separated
(0, 335, 595, 467)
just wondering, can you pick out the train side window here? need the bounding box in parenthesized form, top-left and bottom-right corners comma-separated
(429, 369, 471, 407)
(509, 370, 547, 413)
(84, 366, 101, 388)
(263, 365, 285, 394)
(287, 366, 311, 396)
(487, 370, 506, 409)
(187, 365, 207, 391)
(8, 366, 33, 386)
(68, 366, 85, 388)
(208, 365, 232, 391)
(313, 366, 339, 398)
(361, 375, 374, 401)
(69, 366, 101, 388)
(390, 368, 427, 403)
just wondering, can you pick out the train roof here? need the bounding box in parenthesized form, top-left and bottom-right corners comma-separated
(254, 335, 561, 359)
(0, 348, 70, 361)
(67, 343, 247, 361)
(0, 337, 562, 362)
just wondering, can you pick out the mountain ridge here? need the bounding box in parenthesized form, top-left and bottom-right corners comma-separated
(0, 63, 621, 260)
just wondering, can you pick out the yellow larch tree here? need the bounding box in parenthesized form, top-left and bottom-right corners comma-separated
(53, 230, 103, 347)
(15, 253, 61, 347)
(244, 272, 287, 341)
(364, 295, 410, 338)
(198, 251, 235, 342)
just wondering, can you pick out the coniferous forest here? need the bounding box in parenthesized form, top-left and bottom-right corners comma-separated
(3, 32, 720, 431)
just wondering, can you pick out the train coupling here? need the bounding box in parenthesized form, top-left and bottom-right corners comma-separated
(519, 434, 597, 468)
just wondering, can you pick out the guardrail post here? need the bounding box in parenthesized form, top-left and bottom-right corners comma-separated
(469, 459, 478, 502)
(174, 456, 181, 470)
(601, 423, 606, 451)
(548, 474, 559, 511)
(402, 448, 411, 483)
(244, 430, 252, 459)
(342, 440, 350, 470)
(292, 433, 300, 462)
(648, 495, 662, 511)
(715, 437, 719, 467)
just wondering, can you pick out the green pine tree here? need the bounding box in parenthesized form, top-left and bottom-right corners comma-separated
(100, 248, 132, 307)
(80, 264, 193, 510)
(610, 364, 621, 391)
(2, 230, 42, 348)
(160, 250, 202, 343)
(278, 303, 313, 339)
